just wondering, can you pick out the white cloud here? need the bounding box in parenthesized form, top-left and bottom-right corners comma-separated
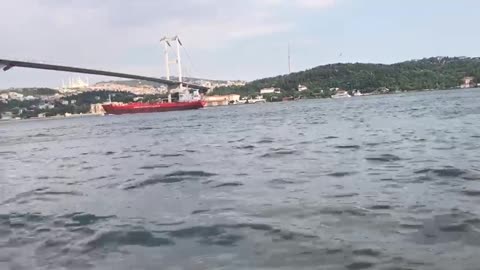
(1, 0, 337, 49)
(294, 0, 336, 8)
(0, 0, 304, 57)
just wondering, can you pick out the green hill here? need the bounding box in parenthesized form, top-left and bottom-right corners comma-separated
(0, 88, 59, 96)
(212, 57, 480, 97)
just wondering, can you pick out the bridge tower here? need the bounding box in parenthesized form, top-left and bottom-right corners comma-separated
(160, 36, 183, 103)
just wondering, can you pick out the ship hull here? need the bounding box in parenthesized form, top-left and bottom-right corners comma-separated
(102, 101, 206, 115)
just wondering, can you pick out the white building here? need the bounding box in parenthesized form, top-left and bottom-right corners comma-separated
(227, 80, 247, 87)
(298, 85, 308, 92)
(60, 77, 90, 93)
(260, 87, 276, 94)
(90, 82, 165, 95)
(461, 77, 475, 89)
(8, 92, 24, 100)
(201, 81, 213, 88)
(1, 112, 13, 120)
(90, 104, 106, 115)
(204, 94, 241, 107)
(0, 93, 9, 100)
(204, 80, 247, 89)
(260, 87, 281, 94)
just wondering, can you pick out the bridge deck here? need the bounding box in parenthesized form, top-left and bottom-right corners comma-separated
(0, 59, 209, 91)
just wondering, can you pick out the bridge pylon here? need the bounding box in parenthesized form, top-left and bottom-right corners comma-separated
(160, 36, 183, 103)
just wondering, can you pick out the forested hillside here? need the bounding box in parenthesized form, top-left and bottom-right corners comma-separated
(212, 57, 480, 97)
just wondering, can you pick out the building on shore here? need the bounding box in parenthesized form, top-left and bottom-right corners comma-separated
(204, 94, 241, 107)
(260, 87, 281, 94)
(90, 104, 106, 115)
(6, 92, 24, 101)
(0, 112, 13, 120)
(202, 80, 246, 89)
(89, 82, 167, 95)
(60, 77, 90, 93)
(298, 85, 308, 92)
(461, 77, 476, 88)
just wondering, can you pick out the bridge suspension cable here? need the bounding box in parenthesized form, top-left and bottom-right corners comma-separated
(181, 45, 199, 79)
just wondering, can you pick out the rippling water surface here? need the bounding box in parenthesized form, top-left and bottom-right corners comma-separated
(2, 89, 480, 270)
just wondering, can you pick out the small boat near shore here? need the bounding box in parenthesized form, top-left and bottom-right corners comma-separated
(353, 90, 363, 96)
(332, 90, 352, 99)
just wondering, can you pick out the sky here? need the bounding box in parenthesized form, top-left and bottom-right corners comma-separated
(1, 0, 479, 88)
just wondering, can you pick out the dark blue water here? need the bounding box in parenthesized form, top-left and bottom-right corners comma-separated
(2, 89, 480, 270)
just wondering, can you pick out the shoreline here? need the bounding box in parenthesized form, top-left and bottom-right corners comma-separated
(0, 113, 102, 123)
(1, 87, 478, 122)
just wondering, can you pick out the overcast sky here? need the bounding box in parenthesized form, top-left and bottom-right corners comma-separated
(1, 0, 479, 88)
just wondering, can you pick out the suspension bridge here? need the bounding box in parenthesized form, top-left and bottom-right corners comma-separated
(0, 36, 210, 93)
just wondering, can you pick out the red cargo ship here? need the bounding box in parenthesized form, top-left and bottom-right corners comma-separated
(102, 88, 207, 115)
(102, 100, 206, 115)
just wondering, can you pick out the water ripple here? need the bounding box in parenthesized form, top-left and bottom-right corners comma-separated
(124, 171, 217, 190)
(3, 89, 480, 269)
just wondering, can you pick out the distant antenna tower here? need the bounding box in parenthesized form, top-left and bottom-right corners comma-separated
(288, 43, 291, 74)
